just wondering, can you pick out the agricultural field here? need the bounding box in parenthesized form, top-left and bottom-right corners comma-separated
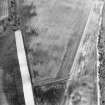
(19, 0, 92, 85)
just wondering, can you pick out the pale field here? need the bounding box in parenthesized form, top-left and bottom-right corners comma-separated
(20, 0, 94, 83)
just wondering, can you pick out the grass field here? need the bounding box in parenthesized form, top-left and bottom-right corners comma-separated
(20, 0, 93, 85)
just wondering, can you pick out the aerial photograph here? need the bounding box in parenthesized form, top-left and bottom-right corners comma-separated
(0, 0, 104, 105)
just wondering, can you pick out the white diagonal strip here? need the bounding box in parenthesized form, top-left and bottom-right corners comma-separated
(68, 1, 104, 82)
(64, 1, 104, 105)
(15, 30, 35, 105)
